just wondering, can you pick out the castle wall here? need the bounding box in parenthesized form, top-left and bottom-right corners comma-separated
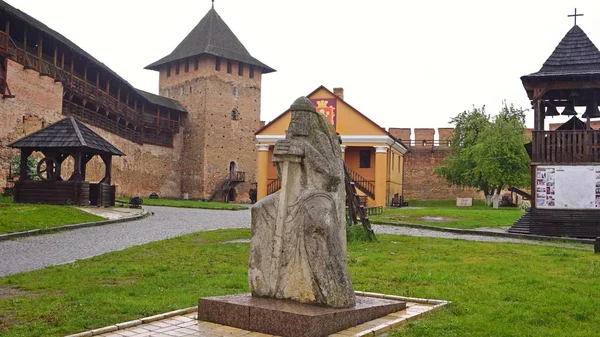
(392, 126, 482, 201)
(403, 147, 482, 200)
(0, 59, 183, 198)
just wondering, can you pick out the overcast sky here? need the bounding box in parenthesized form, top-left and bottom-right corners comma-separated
(6, 0, 600, 137)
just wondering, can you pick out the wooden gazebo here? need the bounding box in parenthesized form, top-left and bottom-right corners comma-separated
(510, 22, 600, 238)
(8, 116, 124, 206)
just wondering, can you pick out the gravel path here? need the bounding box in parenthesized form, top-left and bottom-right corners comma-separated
(373, 225, 591, 250)
(1, 207, 592, 277)
(0, 206, 250, 277)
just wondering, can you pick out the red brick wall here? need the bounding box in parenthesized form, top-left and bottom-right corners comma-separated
(0, 59, 184, 198)
(403, 148, 482, 200)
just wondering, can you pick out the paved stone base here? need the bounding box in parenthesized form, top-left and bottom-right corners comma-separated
(198, 293, 406, 337)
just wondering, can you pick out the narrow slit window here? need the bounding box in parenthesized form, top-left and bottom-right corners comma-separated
(238, 63, 243, 76)
(227, 60, 232, 74)
(215, 57, 221, 71)
(185, 60, 189, 72)
(249, 66, 254, 79)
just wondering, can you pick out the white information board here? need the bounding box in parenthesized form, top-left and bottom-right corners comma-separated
(536, 166, 600, 209)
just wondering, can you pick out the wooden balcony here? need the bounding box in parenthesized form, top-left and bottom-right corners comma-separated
(531, 130, 600, 163)
(0, 30, 181, 146)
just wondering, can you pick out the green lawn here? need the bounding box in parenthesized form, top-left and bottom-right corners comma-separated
(1, 229, 598, 337)
(116, 197, 247, 211)
(371, 199, 524, 229)
(0, 196, 105, 235)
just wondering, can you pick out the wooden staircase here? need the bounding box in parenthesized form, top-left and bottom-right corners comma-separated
(208, 171, 245, 202)
(344, 166, 376, 240)
(345, 166, 375, 200)
(509, 208, 600, 238)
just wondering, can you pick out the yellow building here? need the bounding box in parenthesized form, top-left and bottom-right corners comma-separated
(255, 86, 407, 207)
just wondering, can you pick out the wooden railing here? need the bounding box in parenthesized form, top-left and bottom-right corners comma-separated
(0, 30, 181, 146)
(267, 179, 281, 195)
(345, 166, 375, 199)
(532, 130, 600, 163)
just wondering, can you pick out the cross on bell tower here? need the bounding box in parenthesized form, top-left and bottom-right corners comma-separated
(568, 8, 583, 26)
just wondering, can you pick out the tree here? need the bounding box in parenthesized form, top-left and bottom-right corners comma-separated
(10, 155, 37, 179)
(434, 104, 530, 205)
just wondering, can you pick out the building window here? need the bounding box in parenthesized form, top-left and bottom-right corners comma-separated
(359, 150, 371, 168)
(166, 66, 171, 77)
(447, 140, 451, 146)
(227, 60, 232, 74)
(238, 63, 243, 76)
(165, 88, 170, 97)
(249, 66, 254, 79)
(175, 62, 180, 75)
(231, 109, 239, 121)
(422, 140, 427, 146)
(185, 60, 190, 72)
(215, 57, 221, 71)
(195, 57, 199, 70)
(233, 86, 238, 97)
(179, 86, 184, 96)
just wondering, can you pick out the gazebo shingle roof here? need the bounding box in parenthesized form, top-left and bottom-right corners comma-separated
(8, 117, 125, 156)
(523, 25, 600, 78)
(145, 7, 275, 73)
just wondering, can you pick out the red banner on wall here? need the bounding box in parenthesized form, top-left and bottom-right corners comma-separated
(311, 98, 337, 129)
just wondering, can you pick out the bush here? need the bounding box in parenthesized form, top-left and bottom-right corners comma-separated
(346, 224, 372, 243)
(518, 200, 531, 212)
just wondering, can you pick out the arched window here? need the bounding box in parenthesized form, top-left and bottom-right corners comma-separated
(231, 109, 239, 121)
(422, 140, 427, 146)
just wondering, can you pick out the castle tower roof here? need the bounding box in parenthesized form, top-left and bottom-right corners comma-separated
(522, 25, 600, 79)
(145, 7, 275, 73)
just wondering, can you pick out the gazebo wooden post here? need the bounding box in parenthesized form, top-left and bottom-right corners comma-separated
(71, 151, 83, 181)
(19, 149, 33, 180)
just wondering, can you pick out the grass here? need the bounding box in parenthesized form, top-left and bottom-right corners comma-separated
(116, 197, 247, 211)
(371, 199, 524, 229)
(0, 196, 105, 235)
(1, 229, 599, 336)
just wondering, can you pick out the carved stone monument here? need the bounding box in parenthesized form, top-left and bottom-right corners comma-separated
(249, 96, 355, 308)
(198, 97, 406, 337)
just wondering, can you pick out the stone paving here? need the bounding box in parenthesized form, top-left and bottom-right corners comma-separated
(66, 293, 447, 337)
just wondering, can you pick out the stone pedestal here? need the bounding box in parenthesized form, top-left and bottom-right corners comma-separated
(198, 294, 406, 337)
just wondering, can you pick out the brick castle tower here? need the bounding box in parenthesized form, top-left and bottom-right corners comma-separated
(145, 5, 275, 201)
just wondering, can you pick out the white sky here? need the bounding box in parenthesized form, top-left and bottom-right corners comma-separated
(6, 0, 600, 136)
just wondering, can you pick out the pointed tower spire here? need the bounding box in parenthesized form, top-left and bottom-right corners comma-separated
(145, 7, 274, 73)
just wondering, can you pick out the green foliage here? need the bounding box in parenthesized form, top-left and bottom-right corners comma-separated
(1, 229, 599, 337)
(346, 224, 373, 242)
(435, 104, 531, 200)
(10, 155, 37, 179)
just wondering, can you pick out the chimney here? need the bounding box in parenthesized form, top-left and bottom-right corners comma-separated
(333, 87, 344, 100)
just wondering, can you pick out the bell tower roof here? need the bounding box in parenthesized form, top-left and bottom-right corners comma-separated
(523, 25, 600, 79)
(145, 7, 275, 73)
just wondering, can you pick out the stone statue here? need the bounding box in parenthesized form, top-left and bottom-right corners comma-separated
(249, 96, 356, 308)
